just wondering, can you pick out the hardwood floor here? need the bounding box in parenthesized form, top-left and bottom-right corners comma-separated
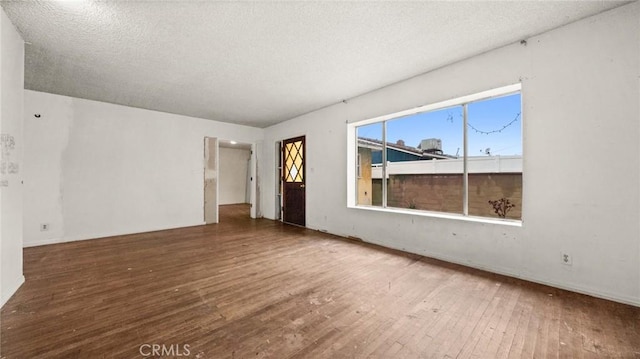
(2, 204, 639, 358)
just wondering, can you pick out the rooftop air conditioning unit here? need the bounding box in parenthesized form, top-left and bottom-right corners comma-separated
(419, 138, 442, 153)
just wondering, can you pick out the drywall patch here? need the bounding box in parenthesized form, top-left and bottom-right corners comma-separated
(1, 133, 19, 186)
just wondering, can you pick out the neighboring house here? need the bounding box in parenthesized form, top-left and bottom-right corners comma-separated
(357, 137, 455, 207)
(358, 137, 455, 164)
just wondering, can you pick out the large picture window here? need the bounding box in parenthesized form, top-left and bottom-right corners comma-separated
(352, 84, 522, 221)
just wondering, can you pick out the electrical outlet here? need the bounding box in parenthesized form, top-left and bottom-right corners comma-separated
(40, 223, 49, 231)
(561, 253, 572, 266)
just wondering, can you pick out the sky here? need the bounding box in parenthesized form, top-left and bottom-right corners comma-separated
(357, 93, 522, 157)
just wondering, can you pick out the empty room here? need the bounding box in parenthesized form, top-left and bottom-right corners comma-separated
(1, 1, 639, 358)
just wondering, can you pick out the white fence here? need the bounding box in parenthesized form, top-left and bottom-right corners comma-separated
(371, 156, 522, 179)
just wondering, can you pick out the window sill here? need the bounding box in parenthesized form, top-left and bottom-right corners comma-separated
(348, 204, 522, 227)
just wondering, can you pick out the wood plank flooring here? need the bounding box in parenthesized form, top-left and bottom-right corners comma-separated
(2, 204, 639, 358)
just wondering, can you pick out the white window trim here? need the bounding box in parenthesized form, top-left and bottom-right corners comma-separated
(346, 83, 522, 225)
(353, 204, 522, 227)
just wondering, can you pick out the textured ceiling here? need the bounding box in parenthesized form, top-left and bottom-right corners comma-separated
(1, 1, 628, 128)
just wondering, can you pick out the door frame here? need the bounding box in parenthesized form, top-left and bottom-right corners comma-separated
(280, 135, 306, 227)
(275, 141, 282, 221)
(249, 142, 258, 219)
(204, 137, 219, 224)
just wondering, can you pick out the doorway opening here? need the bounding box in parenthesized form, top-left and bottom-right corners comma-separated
(204, 137, 258, 224)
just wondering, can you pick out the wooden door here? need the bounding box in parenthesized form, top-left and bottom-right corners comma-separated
(282, 136, 305, 226)
(204, 137, 219, 224)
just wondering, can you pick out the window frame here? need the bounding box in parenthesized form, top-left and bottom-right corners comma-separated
(347, 83, 522, 225)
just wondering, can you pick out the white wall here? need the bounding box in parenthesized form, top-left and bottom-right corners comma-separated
(219, 147, 250, 205)
(23, 91, 262, 247)
(0, 8, 25, 307)
(262, 3, 640, 306)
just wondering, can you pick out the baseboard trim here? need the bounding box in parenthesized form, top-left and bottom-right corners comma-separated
(364, 237, 640, 308)
(23, 222, 207, 248)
